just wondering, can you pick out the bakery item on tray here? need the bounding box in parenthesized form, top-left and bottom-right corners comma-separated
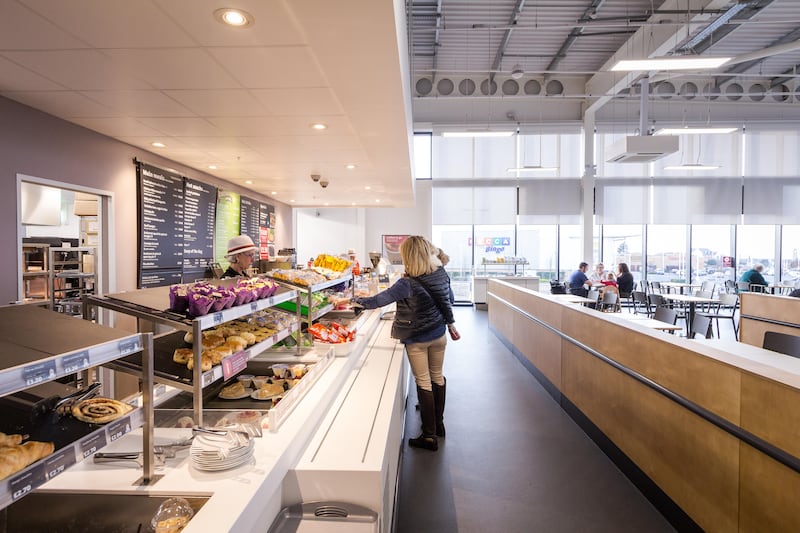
(258, 383, 283, 398)
(0, 432, 23, 447)
(173, 347, 193, 364)
(238, 331, 257, 346)
(186, 354, 212, 372)
(225, 335, 247, 352)
(201, 333, 225, 350)
(207, 345, 232, 365)
(219, 381, 247, 399)
(0, 440, 55, 480)
(71, 397, 133, 424)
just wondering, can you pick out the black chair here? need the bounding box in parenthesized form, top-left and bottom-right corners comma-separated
(598, 291, 619, 312)
(705, 293, 739, 339)
(762, 331, 800, 358)
(631, 291, 650, 316)
(653, 307, 678, 326)
(689, 314, 713, 339)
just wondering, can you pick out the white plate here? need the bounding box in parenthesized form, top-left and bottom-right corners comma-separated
(250, 390, 283, 401)
(218, 387, 252, 400)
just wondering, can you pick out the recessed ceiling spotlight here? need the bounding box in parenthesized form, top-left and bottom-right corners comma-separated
(151, 142, 166, 148)
(364, 186, 371, 190)
(271, 191, 277, 195)
(208, 165, 217, 170)
(290, 199, 295, 203)
(310, 123, 327, 131)
(324, 202, 330, 206)
(346, 164, 356, 170)
(213, 8, 254, 28)
(244, 180, 253, 185)
(375, 199, 381, 203)
(351, 202, 356, 206)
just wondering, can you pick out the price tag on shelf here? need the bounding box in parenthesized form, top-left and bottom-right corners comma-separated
(62, 350, 90, 374)
(106, 418, 132, 443)
(117, 338, 141, 355)
(213, 312, 224, 325)
(250, 302, 258, 312)
(79, 432, 107, 460)
(43, 448, 76, 480)
(222, 350, 249, 380)
(10, 465, 44, 501)
(22, 360, 57, 386)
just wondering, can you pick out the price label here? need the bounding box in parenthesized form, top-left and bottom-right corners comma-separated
(213, 312, 224, 324)
(62, 350, 90, 374)
(44, 448, 76, 480)
(79, 433, 107, 460)
(117, 338, 141, 355)
(250, 302, 258, 311)
(107, 419, 131, 442)
(10, 465, 44, 501)
(201, 371, 214, 387)
(22, 360, 57, 386)
(222, 350, 249, 380)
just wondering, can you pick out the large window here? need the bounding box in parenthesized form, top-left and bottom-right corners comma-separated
(431, 225, 472, 302)
(781, 225, 800, 285)
(646, 225, 688, 282)
(474, 224, 516, 276)
(518, 225, 557, 280)
(691, 225, 734, 289)
(737, 226, 776, 284)
(558, 225, 583, 280)
(602, 225, 643, 282)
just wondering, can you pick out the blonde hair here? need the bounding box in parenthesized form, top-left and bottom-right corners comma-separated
(400, 236, 441, 277)
(436, 248, 450, 267)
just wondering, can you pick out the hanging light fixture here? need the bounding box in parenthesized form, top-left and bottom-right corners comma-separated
(664, 135, 720, 170)
(507, 126, 558, 173)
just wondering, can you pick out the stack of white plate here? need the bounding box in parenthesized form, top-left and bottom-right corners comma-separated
(190, 430, 254, 472)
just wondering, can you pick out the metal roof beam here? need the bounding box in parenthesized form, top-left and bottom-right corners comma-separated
(489, 0, 526, 80)
(546, 0, 607, 73)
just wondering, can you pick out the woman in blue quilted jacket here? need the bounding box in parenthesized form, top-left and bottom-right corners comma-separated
(353, 236, 458, 451)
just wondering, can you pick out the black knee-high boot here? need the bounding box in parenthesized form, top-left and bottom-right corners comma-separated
(432, 378, 446, 438)
(408, 387, 438, 451)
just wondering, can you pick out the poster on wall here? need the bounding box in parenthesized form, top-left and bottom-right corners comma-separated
(382, 235, 410, 265)
(136, 162, 184, 287)
(183, 178, 217, 269)
(215, 190, 241, 270)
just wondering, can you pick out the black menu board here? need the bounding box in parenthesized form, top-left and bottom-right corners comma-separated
(140, 269, 184, 288)
(137, 163, 183, 271)
(239, 195, 261, 253)
(183, 178, 217, 269)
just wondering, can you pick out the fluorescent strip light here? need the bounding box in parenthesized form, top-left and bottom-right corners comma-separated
(507, 166, 558, 172)
(655, 127, 738, 135)
(442, 131, 515, 138)
(664, 163, 720, 170)
(611, 56, 731, 71)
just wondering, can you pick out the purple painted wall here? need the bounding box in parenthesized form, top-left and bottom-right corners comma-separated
(1, 96, 292, 305)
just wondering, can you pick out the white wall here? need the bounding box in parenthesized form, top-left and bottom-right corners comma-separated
(293, 181, 432, 265)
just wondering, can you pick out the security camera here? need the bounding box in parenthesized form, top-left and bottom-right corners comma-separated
(310, 174, 321, 182)
(320, 179, 329, 188)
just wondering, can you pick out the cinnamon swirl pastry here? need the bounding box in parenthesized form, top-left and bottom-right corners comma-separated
(71, 397, 133, 424)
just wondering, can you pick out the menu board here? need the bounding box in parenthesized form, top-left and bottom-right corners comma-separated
(215, 190, 241, 271)
(140, 269, 184, 288)
(183, 178, 217, 268)
(239, 195, 261, 253)
(137, 163, 183, 270)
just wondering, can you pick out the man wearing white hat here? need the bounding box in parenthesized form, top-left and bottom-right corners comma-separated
(223, 235, 257, 278)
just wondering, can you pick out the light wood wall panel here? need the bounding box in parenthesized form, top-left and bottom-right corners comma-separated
(740, 293, 800, 347)
(739, 445, 800, 532)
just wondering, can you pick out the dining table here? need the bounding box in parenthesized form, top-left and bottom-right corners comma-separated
(661, 293, 718, 337)
(659, 282, 700, 295)
(606, 312, 684, 332)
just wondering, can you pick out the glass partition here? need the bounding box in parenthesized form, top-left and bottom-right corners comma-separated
(602, 225, 644, 283)
(736, 225, 776, 284)
(646, 225, 688, 282)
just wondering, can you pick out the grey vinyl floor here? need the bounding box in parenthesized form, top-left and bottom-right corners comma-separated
(393, 305, 686, 533)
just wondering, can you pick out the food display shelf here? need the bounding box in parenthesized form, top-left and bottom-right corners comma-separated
(0, 305, 154, 511)
(85, 284, 299, 426)
(0, 404, 143, 510)
(107, 323, 298, 392)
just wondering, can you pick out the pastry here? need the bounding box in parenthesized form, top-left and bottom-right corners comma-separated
(225, 335, 247, 352)
(183, 331, 194, 344)
(220, 381, 246, 398)
(258, 383, 284, 397)
(71, 397, 133, 424)
(176, 416, 195, 428)
(207, 345, 232, 365)
(200, 333, 225, 350)
(0, 440, 55, 480)
(187, 354, 212, 371)
(0, 432, 23, 447)
(173, 347, 193, 364)
(239, 331, 257, 345)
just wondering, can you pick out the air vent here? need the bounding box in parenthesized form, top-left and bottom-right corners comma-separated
(606, 135, 679, 163)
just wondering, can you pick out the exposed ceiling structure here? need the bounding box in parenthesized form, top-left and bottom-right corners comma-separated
(2, 1, 800, 209)
(409, 0, 800, 130)
(0, 0, 414, 207)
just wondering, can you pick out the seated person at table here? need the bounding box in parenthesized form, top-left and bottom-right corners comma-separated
(600, 273, 619, 297)
(569, 262, 592, 297)
(789, 288, 800, 298)
(739, 263, 768, 289)
(589, 262, 613, 283)
(616, 262, 635, 297)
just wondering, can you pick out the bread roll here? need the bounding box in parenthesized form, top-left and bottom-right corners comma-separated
(173, 348, 192, 364)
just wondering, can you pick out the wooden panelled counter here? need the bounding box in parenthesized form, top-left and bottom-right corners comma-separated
(739, 292, 800, 348)
(487, 279, 800, 532)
